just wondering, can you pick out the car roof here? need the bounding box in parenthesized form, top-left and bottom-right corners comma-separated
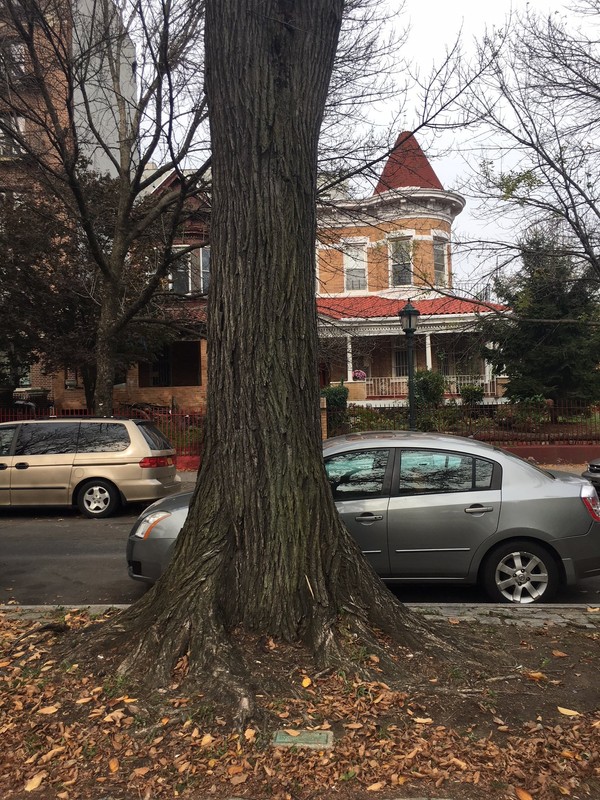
(0, 417, 136, 425)
(322, 430, 499, 455)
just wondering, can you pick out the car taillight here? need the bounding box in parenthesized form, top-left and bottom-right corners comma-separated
(139, 456, 174, 468)
(581, 484, 600, 521)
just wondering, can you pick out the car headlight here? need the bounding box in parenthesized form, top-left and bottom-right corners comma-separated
(133, 511, 172, 539)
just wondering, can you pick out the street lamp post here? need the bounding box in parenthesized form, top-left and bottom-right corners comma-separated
(399, 299, 420, 430)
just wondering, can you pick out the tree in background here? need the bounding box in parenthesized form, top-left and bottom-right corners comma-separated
(0, 0, 209, 414)
(462, 0, 600, 283)
(479, 231, 600, 406)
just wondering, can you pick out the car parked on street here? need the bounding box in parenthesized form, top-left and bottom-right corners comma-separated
(127, 431, 600, 604)
(582, 459, 600, 492)
(0, 418, 181, 517)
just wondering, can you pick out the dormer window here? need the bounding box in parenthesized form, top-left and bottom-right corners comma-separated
(169, 246, 210, 295)
(390, 238, 412, 286)
(343, 241, 367, 291)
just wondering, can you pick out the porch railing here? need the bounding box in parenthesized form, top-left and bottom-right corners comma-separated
(366, 375, 499, 398)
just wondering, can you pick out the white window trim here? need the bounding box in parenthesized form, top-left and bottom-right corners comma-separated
(387, 234, 414, 288)
(342, 237, 369, 293)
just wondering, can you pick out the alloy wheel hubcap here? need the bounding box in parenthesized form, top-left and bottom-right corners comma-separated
(495, 551, 549, 604)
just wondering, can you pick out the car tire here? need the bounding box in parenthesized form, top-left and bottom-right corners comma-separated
(481, 540, 560, 604)
(77, 479, 120, 518)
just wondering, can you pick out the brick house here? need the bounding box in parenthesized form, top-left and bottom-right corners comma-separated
(316, 132, 505, 403)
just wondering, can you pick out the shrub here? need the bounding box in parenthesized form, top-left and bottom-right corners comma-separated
(461, 384, 485, 406)
(414, 369, 446, 407)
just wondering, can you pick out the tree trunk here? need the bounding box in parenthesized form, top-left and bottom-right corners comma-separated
(94, 0, 449, 710)
(94, 281, 118, 416)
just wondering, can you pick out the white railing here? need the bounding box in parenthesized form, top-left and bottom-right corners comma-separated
(366, 375, 499, 398)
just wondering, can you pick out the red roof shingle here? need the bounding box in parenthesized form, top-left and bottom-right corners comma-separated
(317, 295, 505, 320)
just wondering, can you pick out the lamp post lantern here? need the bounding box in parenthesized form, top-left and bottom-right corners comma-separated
(399, 299, 420, 430)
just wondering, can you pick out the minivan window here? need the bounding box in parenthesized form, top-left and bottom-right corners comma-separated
(136, 421, 174, 451)
(0, 425, 16, 456)
(15, 422, 80, 456)
(77, 422, 130, 453)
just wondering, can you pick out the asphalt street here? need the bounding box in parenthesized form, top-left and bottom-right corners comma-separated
(1, 500, 600, 607)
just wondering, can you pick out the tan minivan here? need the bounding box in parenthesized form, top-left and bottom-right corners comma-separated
(0, 418, 181, 517)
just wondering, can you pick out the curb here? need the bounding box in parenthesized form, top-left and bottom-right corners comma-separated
(2, 603, 598, 627)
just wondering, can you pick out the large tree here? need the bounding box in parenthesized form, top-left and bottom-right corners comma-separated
(93, 0, 447, 714)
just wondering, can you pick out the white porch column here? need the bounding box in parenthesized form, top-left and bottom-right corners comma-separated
(484, 342, 494, 391)
(425, 333, 433, 370)
(346, 335, 354, 383)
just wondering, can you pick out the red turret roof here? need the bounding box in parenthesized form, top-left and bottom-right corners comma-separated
(374, 132, 444, 194)
(317, 295, 505, 320)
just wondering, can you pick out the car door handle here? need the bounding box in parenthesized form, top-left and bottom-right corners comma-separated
(355, 513, 383, 522)
(15, 462, 29, 470)
(0, 463, 8, 470)
(464, 504, 493, 514)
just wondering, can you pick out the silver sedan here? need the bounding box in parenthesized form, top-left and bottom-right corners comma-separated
(127, 431, 600, 604)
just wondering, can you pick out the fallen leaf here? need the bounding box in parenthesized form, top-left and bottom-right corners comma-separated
(344, 722, 363, 729)
(200, 734, 214, 748)
(586, 607, 599, 613)
(367, 782, 385, 791)
(558, 707, 581, 716)
(368, 654, 380, 663)
(39, 747, 65, 764)
(133, 767, 150, 776)
(552, 650, 568, 658)
(37, 706, 59, 715)
(230, 773, 247, 786)
(24, 772, 47, 792)
(448, 618, 460, 625)
(228, 765, 244, 776)
(413, 717, 433, 724)
(244, 728, 256, 741)
(515, 790, 534, 800)
(524, 671, 547, 682)
(283, 729, 300, 737)
(301, 677, 312, 688)
(108, 757, 119, 773)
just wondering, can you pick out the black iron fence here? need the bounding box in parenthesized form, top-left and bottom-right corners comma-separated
(327, 401, 600, 446)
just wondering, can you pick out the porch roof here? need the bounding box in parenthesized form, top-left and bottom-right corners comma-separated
(316, 295, 506, 321)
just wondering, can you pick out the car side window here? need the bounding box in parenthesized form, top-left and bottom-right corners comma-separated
(324, 449, 391, 500)
(15, 423, 80, 456)
(0, 426, 16, 456)
(398, 449, 494, 495)
(77, 423, 131, 453)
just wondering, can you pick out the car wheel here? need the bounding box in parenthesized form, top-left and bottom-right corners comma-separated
(77, 479, 120, 518)
(482, 541, 560, 604)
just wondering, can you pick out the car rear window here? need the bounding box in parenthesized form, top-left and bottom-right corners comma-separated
(135, 421, 175, 451)
(77, 422, 131, 453)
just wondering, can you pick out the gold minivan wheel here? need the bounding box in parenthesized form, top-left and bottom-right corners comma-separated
(77, 479, 120, 518)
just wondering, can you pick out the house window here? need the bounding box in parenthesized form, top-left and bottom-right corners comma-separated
(169, 246, 210, 295)
(343, 242, 367, 291)
(393, 347, 408, 377)
(0, 40, 27, 81)
(0, 113, 24, 157)
(390, 238, 412, 286)
(433, 238, 447, 286)
(138, 341, 201, 387)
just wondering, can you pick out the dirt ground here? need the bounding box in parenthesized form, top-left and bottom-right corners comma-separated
(1, 605, 598, 800)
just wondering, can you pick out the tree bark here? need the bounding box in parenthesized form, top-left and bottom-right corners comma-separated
(94, 280, 118, 416)
(94, 0, 451, 708)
